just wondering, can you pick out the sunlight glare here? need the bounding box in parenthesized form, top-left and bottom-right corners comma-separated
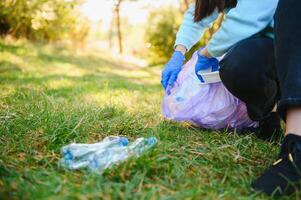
(80, 0, 177, 30)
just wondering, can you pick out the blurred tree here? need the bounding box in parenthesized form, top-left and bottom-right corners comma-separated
(184, 0, 190, 7)
(179, 0, 193, 14)
(114, 0, 123, 54)
(0, 15, 9, 36)
(0, 0, 89, 42)
(108, 20, 114, 49)
(145, 3, 224, 66)
(145, 7, 181, 65)
(112, 0, 138, 54)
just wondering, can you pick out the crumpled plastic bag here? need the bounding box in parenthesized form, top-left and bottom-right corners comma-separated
(162, 51, 258, 130)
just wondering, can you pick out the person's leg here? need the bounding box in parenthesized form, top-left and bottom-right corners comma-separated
(275, 0, 301, 136)
(252, 0, 301, 196)
(219, 37, 281, 139)
(220, 37, 278, 121)
(286, 108, 301, 135)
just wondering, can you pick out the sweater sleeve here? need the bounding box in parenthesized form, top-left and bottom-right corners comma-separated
(175, 5, 218, 51)
(207, 0, 279, 57)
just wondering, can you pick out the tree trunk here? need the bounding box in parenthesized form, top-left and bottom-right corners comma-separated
(115, 0, 123, 54)
(183, 0, 189, 9)
(108, 18, 114, 49)
(179, 0, 190, 14)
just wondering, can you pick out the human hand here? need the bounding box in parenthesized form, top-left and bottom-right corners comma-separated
(161, 51, 185, 89)
(195, 49, 219, 82)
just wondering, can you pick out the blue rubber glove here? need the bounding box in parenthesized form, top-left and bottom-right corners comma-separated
(195, 50, 219, 83)
(161, 51, 186, 90)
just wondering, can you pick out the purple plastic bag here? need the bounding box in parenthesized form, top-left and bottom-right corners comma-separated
(162, 52, 258, 130)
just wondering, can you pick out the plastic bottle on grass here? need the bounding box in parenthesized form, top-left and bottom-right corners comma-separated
(60, 136, 129, 170)
(88, 137, 158, 173)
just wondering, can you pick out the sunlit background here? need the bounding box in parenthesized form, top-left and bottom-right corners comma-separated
(79, 0, 187, 65)
(81, 0, 177, 26)
(0, 0, 195, 66)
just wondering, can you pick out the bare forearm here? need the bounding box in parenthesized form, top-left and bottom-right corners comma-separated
(175, 45, 187, 55)
(200, 48, 213, 58)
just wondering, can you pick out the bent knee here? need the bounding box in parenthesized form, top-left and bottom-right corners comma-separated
(219, 37, 274, 85)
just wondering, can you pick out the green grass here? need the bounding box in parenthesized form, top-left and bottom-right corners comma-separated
(0, 40, 297, 200)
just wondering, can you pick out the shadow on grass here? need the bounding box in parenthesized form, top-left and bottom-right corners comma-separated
(0, 40, 133, 73)
(2, 73, 160, 101)
(0, 42, 26, 54)
(37, 50, 126, 72)
(0, 40, 162, 99)
(0, 61, 22, 73)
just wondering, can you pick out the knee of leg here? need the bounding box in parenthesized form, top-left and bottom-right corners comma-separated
(218, 45, 257, 96)
(219, 51, 244, 83)
(219, 42, 258, 82)
(219, 57, 240, 95)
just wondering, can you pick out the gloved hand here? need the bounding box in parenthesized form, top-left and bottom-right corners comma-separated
(195, 49, 219, 83)
(161, 51, 185, 90)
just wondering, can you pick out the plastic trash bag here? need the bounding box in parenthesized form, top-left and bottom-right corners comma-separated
(162, 51, 258, 130)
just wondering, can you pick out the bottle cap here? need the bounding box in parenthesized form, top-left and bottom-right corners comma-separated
(119, 137, 129, 146)
(147, 137, 158, 146)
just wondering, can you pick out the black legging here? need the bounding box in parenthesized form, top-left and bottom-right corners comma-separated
(219, 0, 301, 122)
(274, 0, 301, 119)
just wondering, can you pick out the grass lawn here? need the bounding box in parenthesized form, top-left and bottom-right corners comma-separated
(0, 40, 297, 200)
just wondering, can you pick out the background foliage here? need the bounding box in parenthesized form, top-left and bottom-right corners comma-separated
(145, 7, 181, 65)
(0, 0, 215, 64)
(145, 6, 223, 65)
(0, 0, 89, 42)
